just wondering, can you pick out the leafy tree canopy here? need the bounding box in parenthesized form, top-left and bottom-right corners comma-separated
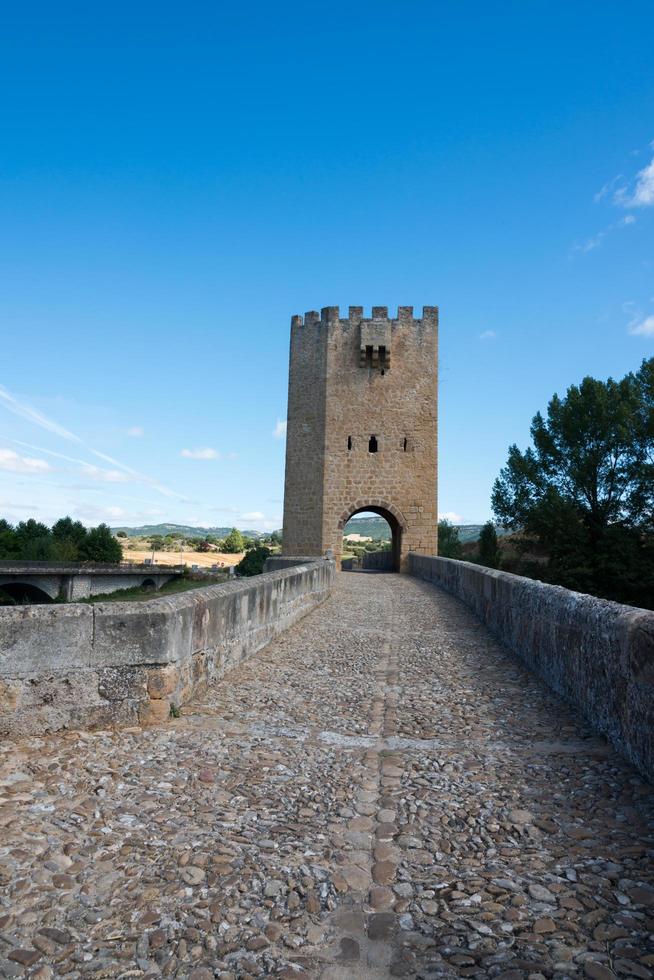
(492, 358, 654, 607)
(222, 528, 245, 553)
(438, 519, 463, 559)
(236, 546, 271, 577)
(478, 521, 501, 568)
(80, 524, 123, 563)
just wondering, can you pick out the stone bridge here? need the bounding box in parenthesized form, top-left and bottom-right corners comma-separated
(0, 560, 182, 603)
(1, 569, 652, 978)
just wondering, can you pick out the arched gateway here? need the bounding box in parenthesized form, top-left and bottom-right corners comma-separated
(281, 305, 438, 572)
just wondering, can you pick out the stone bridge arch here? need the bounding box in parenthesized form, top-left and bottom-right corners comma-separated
(337, 500, 407, 572)
(0, 581, 55, 604)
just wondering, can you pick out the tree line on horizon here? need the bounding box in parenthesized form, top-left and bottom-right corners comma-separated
(0, 518, 123, 564)
(439, 356, 653, 610)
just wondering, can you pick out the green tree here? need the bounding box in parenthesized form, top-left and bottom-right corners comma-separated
(116, 530, 128, 538)
(51, 517, 88, 560)
(80, 524, 123, 563)
(222, 528, 245, 553)
(269, 530, 282, 546)
(236, 546, 271, 576)
(14, 519, 53, 560)
(0, 520, 18, 559)
(478, 521, 501, 568)
(492, 361, 654, 607)
(438, 519, 463, 559)
(147, 535, 166, 551)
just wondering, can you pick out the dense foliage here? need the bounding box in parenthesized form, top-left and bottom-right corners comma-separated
(437, 519, 463, 559)
(0, 518, 123, 563)
(236, 546, 271, 576)
(492, 357, 654, 608)
(222, 528, 245, 553)
(478, 521, 501, 568)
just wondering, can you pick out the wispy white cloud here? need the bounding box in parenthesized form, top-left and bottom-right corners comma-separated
(80, 464, 130, 483)
(0, 385, 183, 498)
(439, 511, 464, 524)
(0, 385, 81, 442)
(73, 503, 127, 522)
(594, 175, 623, 203)
(181, 447, 219, 459)
(272, 419, 287, 439)
(615, 154, 654, 208)
(479, 330, 497, 340)
(241, 511, 265, 521)
(127, 426, 144, 437)
(629, 315, 654, 337)
(0, 448, 52, 474)
(572, 230, 606, 254)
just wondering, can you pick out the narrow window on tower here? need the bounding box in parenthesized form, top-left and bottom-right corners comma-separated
(368, 435, 378, 453)
(403, 437, 408, 452)
(365, 345, 373, 367)
(347, 436, 352, 451)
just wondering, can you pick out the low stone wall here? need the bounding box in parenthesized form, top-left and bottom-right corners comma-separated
(409, 554, 654, 780)
(0, 560, 334, 737)
(342, 550, 394, 572)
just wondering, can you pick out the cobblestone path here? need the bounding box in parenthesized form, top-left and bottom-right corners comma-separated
(1, 573, 653, 980)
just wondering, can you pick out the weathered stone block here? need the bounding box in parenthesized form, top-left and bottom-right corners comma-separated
(0, 604, 93, 677)
(139, 698, 171, 726)
(146, 664, 180, 699)
(98, 666, 147, 702)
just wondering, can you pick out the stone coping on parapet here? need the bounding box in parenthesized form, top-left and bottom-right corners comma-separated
(291, 305, 439, 328)
(408, 553, 654, 782)
(0, 560, 185, 576)
(0, 559, 336, 737)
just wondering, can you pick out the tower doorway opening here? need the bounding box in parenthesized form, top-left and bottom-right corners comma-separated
(340, 508, 401, 572)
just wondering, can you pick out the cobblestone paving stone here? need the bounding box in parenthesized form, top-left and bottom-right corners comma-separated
(0, 572, 652, 979)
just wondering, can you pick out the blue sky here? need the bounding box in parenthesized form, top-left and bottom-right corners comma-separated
(1, 1, 653, 531)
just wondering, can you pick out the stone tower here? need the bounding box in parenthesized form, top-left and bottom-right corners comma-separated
(281, 305, 438, 571)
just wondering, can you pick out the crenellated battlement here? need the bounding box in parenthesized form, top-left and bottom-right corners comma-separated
(291, 305, 439, 327)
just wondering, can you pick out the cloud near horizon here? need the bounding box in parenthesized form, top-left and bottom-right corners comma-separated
(0, 448, 52, 474)
(272, 419, 287, 439)
(439, 511, 464, 524)
(180, 447, 219, 459)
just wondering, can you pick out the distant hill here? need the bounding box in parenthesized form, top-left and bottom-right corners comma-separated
(344, 516, 509, 544)
(456, 524, 511, 543)
(111, 523, 269, 539)
(113, 518, 509, 544)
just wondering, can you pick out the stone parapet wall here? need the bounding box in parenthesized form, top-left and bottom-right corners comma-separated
(0, 560, 335, 737)
(409, 554, 654, 780)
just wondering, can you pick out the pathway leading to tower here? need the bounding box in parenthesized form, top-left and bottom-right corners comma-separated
(1, 574, 653, 979)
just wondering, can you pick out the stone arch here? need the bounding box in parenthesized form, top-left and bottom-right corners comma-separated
(0, 582, 54, 604)
(141, 578, 157, 592)
(337, 500, 407, 572)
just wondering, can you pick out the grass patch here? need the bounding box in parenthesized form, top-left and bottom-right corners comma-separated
(79, 574, 229, 604)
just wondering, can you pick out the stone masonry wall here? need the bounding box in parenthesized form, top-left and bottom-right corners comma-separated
(282, 306, 438, 570)
(409, 554, 654, 780)
(0, 560, 335, 738)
